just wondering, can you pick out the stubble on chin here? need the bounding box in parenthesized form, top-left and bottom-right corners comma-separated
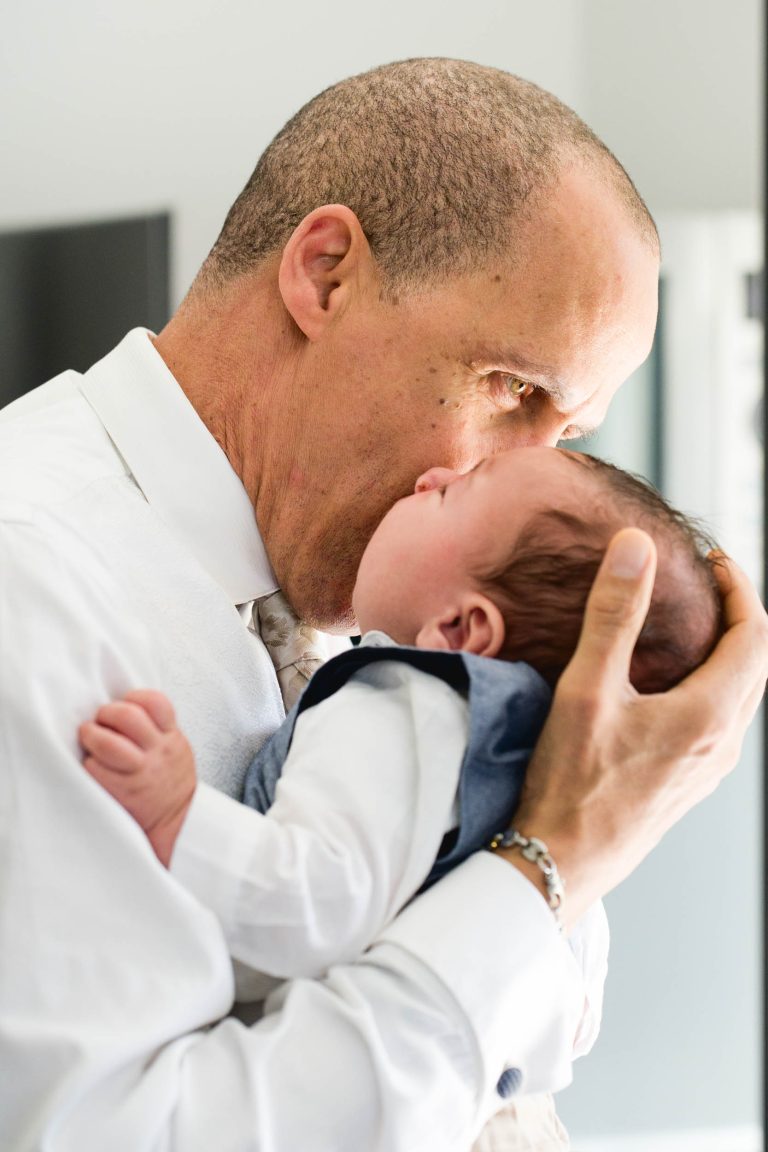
(283, 523, 369, 634)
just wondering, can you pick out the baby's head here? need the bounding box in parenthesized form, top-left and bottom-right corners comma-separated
(352, 447, 721, 692)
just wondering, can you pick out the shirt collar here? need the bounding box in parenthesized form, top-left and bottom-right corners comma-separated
(79, 328, 277, 604)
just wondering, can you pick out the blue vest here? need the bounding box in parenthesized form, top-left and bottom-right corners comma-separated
(242, 645, 552, 891)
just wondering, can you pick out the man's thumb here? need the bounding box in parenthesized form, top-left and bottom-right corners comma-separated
(573, 528, 657, 685)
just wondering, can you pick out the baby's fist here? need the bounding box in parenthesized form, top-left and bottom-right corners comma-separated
(79, 689, 197, 867)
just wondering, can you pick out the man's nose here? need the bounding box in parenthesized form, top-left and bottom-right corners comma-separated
(414, 467, 460, 493)
(502, 411, 572, 449)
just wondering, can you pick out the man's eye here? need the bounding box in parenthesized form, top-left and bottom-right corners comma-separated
(502, 375, 531, 397)
(489, 373, 535, 407)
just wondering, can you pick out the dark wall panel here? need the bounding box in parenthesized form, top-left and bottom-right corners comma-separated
(0, 213, 170, 407)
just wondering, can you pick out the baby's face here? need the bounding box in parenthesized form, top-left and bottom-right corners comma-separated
(352, 446, 588, 642)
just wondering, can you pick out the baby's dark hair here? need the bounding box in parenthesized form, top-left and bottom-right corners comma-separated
(476, 453, 722, 693)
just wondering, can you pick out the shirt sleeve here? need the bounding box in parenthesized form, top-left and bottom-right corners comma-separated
(168, 862, 587, 1152)
(171, 660, 467, 978)
(568, 899, 610, 1057)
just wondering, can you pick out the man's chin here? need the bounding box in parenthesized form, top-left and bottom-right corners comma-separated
(280, 536, 369, 632)
(289, 584, 358, 634)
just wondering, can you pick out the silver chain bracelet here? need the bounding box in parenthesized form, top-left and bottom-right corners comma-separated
(488, 828, 566, 930)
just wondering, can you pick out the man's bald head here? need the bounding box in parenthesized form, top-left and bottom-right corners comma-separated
(198, 57, 658, 294)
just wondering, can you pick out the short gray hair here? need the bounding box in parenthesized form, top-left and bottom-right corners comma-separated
(201, 57, 658, 292)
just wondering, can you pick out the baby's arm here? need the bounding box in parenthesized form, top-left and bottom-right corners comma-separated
(79, 664, 462, 980)
(79, 690, 196, 868)
(171, 660, 465, 978)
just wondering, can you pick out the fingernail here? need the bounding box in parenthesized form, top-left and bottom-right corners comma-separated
(608, 532, 652, 578)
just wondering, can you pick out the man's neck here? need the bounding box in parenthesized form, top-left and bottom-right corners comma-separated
(151, 275, 340, 625)
(155, 274, 307, 507)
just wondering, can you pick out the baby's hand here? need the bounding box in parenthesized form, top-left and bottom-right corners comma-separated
(79, 690, 196, 867)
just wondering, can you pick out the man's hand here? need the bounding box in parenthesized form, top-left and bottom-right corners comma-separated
(507, 528, 768, 929)
(79, 690, 196, 867)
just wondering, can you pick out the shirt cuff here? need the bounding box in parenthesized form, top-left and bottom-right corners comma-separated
(171, 782, 262, 939)
(376, 851, 585, 1102)
(568, 899, 610, 1057)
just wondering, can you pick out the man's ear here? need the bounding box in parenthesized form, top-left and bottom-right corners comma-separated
(415, 594, 506, 657)
(277, 205, 374, 341)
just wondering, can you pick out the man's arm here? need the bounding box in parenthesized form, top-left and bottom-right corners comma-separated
(167, 862, 586, 1152)
(0, 509, 586, 1150)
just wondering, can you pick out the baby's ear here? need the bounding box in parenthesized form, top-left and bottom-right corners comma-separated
(415, 595, 506, 657)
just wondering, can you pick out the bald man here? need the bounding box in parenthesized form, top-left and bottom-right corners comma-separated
(0, 59, 764, 1152)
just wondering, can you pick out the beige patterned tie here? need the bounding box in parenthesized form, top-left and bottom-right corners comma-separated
(253, 590, 327, 710)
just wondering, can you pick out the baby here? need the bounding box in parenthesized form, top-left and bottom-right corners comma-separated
(78, 446, 719, 1127)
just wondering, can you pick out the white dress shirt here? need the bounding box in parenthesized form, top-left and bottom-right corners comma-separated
(0, 330, 592, 1151)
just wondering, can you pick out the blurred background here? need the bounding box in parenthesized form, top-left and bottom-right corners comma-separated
(0, 1, 763, 1147)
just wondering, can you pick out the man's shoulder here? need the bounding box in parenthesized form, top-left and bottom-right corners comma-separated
(0, 367, 82, 425)
(0, 370, 130, 518)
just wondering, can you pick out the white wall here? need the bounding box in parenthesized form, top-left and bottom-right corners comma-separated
(4, 0, 757, 285)
(577, 0, 761, 212)
(0, 0, 584, 303)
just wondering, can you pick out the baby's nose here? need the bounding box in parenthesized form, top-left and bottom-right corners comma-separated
(414, 467, 460, 493)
